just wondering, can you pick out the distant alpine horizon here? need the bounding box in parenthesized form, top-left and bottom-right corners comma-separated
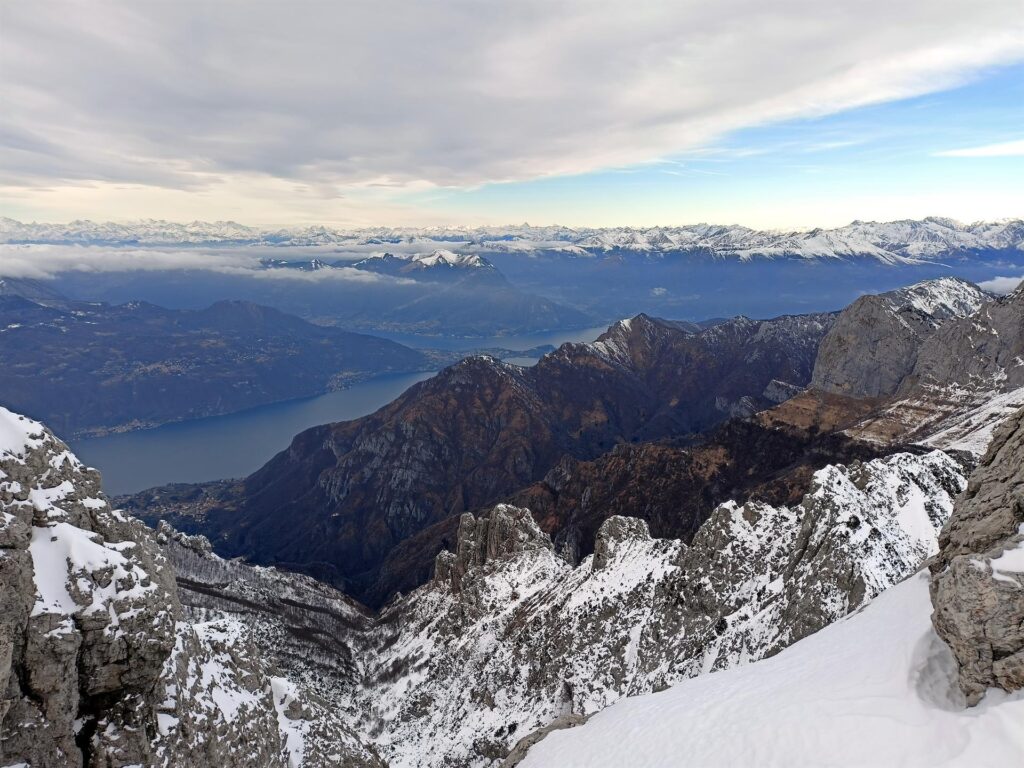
(2, 214, 1022, 263)
(2, 213, 1022, 237)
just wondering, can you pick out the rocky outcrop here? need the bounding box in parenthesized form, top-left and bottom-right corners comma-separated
(0, 406, 382, 767)
(350, 449, 965, 767)
(930, 405, 1024, 704)
(131, 310, 835, 607)
(435, 505, 553, 593)
(592, 516, 650, 571)
(811, 277, 990, 398)
(0, 406, 178, 766)
(806, 280, 1024, 457)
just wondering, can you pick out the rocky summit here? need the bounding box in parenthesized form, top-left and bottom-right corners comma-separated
(811, 276, 991, 398)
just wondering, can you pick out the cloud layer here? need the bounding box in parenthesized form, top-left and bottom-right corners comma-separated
(978, 275, 1024, 295)
(0, 245, 400, 283)
(2, 0, 1022, 208)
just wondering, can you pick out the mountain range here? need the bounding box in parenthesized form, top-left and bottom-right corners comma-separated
(3, 216, 1023, 263)
(121, 277, 1012, 613)
(124, 309, 837, 605)
(0, 284, 437, 438)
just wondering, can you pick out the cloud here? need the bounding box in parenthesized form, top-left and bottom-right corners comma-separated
(978, 275, 1024, 294)
(0, 244, 408, 283)
(935, 138, 1024, 157)
(1, 0, 1021, 221)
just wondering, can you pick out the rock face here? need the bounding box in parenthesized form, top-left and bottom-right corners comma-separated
(0, 406, 178, 766)
(132, 311, 835, 607)
(0, 406, 381, 767)
(906, 283, 1024, 396)
(837, 283, 1024, 454)
(811, 277, 990, 398)
(349, 449, 965, 767)
(930, 405, 1024, 704)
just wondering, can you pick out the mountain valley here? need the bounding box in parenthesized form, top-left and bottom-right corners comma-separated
(5, 274, 1024, 767)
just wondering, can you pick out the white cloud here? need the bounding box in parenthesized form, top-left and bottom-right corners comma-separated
(0, 244, 405, 283)
(935, 138, 1024, 157)
(1, 1, 1022, 223)
(978, 275, 1024, 295)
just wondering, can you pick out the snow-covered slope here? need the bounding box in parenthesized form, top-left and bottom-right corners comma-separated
(518, 573, 1024, 768)
(340, 449, 965, 767)
(3, 216, 1021, 263)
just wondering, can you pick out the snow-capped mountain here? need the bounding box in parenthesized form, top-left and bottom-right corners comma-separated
(0, 217, 265, 245)
(351, 249, 496, 277)
(3, 216, 1022, 263)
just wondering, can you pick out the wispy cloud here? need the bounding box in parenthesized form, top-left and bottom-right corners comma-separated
(935, 138, 1024, 157)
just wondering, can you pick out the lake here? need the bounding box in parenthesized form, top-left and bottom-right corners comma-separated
(69, 325, 608, 496)
(70, 371, 434, 496)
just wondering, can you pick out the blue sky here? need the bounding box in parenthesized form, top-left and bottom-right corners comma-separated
(1, 1, 1021, 229)
(417, 64, 1024, 229)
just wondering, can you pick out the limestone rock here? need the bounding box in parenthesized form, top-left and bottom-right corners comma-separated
(592, 516, 650, 571)
(0, 406, 383, 767)
(0, 406, 178, 767)
(930, 404, 1024, 704)
(811, 277, 989, 398)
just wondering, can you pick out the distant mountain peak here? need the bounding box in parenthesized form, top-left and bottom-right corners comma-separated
(408, 249, 492, 269)
(885, 276, 991, 320)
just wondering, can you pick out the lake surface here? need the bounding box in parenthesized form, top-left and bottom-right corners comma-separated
(69, 325, 608, 496)
(71, 371, 435, 496)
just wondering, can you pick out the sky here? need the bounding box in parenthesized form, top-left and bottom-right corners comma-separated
(1, 0, 1022, 230)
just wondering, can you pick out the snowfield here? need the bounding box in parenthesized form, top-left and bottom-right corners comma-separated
(519, 573, 1024, 768)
